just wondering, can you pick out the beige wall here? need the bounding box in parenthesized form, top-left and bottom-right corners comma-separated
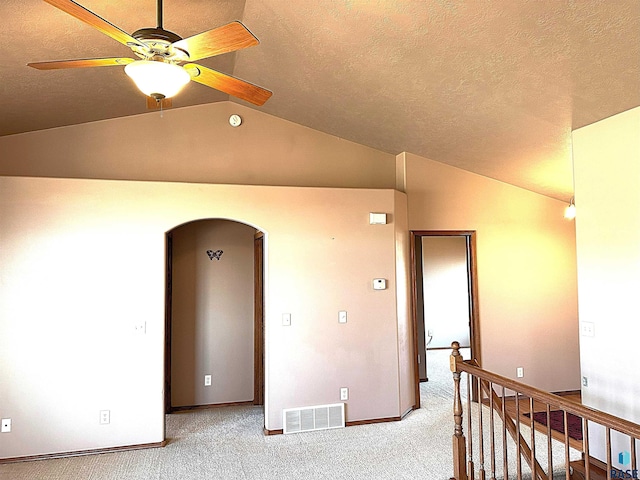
(394, 190, 414, 417)
(171, 220, 256, 408)
(572, 106, 640, 465)
(0, 101, 395, 190)
(403, 152, 580, 392)
(0, 176, 411, 459)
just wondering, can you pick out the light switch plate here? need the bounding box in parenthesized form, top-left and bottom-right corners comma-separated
(338, 311, 347, 323)
(1, 419, 11, 433)
(282, 313, 291, 326)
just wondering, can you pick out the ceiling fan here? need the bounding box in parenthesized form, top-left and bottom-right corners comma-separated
(28, 0, 272, 107)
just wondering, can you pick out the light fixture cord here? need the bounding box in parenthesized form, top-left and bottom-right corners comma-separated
(570, 134, 576, 205)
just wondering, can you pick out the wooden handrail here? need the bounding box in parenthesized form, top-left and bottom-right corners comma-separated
(449, 341, 640, 480)
(452, 353, 640, 440)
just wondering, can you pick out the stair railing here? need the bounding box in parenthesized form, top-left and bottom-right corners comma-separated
(449, 341, 640, 480)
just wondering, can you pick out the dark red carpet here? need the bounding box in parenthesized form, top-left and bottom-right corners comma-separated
(523, 410, 583, 441)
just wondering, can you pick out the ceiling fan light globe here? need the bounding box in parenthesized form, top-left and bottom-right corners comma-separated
(124, 60, 190, 99)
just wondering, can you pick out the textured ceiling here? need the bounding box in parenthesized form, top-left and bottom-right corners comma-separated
(2, 0, 639, 200)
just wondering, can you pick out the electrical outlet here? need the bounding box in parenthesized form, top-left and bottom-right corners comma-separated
(282, 313, 291, 326)
(580, 322, 595, 337)
(99, 410, 110, 425)
(516, 367, 524, 378)
(1, 419, 11, 433)
(582, 376, 588, 387)
(204, 375, 212, 386)
(427, 329, 434, 337)
(340, 387, 349, 401)
(134, 321, 146, 334)
(338, 311, 347, 324)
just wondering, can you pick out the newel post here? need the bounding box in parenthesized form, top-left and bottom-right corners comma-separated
(451, 341, 468, 480)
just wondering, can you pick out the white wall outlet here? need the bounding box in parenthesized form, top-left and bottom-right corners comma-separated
(582, 376, 588, 387)
(340, 387, 349, 401)
(99, 410, 110, 425)
(204, 374, 212, 386)
(338, 311, 347, 323)
(580, 322, 595, 337)
(516, 367, 524, 378)
(427, 329, 434, 337)
(134, 321, 146, 334)
(282, 313, 291, 326)
(1, 418, 11, 433)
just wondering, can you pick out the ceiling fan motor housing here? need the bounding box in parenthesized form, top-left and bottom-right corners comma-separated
(130, 28, 189, 61)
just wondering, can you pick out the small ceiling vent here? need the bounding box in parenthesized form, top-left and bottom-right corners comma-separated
(283, 403, 345, 434)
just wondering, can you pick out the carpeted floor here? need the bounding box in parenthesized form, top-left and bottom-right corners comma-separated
(0, 350, 580, 479)
(524, 410, 583, 441)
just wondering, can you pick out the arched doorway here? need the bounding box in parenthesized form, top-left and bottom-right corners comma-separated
(164, 219, 265, 413)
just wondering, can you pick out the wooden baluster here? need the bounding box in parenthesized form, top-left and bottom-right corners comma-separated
(515, 393, 522, 480)
(545, 404, 553, 480)
(529, 397, 536, 479)
(502, 386, 509, 479)
(467, 369, 475, 479)
(478, 376, 486, 480)
(583, 419, 590, 480)
(563, 411, 570, 480)
(606, 428, 612, 480)
(451, 341, 468, 480)
(631, 436, 637, 475)
(488, 380, 496, 480)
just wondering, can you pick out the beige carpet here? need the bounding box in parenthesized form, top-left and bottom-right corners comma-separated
(0, 350, 579, 479)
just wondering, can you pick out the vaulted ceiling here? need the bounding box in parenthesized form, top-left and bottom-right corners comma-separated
(2, 0, 639, 200)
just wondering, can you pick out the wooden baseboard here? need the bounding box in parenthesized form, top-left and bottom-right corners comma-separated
(170, 400, 254, 413)
(346, 415, 401, 427)
(0, 440, 167, 465)
(552, 389, 581, 398)
(264, 427, 284, 435)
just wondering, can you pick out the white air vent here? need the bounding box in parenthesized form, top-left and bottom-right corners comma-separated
(283, 403, 345, 434)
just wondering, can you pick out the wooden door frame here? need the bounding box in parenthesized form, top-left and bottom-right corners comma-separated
(410, 230, 481, 409)
(163, 224, 265, 414)
(253, 232, 264, 406)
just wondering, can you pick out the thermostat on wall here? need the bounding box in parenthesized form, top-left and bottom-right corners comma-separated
(373, 278, 387, 290)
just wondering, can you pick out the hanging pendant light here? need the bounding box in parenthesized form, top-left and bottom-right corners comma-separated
(564, 197, 576, 220)
(564, 139, 577, 220)
(125, 60, 190, 100)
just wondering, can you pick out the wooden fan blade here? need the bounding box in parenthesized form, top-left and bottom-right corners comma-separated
(185, 63, 272, 106)
(172, 21, 258, 62)
(44, 0, 146, 48)
(27, 57, 134, 70)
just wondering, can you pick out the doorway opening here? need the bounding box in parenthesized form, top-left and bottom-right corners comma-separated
(164, 219, 265, 415)
(410, 230, 480, 408)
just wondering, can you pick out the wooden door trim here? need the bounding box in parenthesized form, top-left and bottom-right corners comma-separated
(253, 233, 264, 406)
(409, 230, 481, 409)
(164, 232, 173, 414)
